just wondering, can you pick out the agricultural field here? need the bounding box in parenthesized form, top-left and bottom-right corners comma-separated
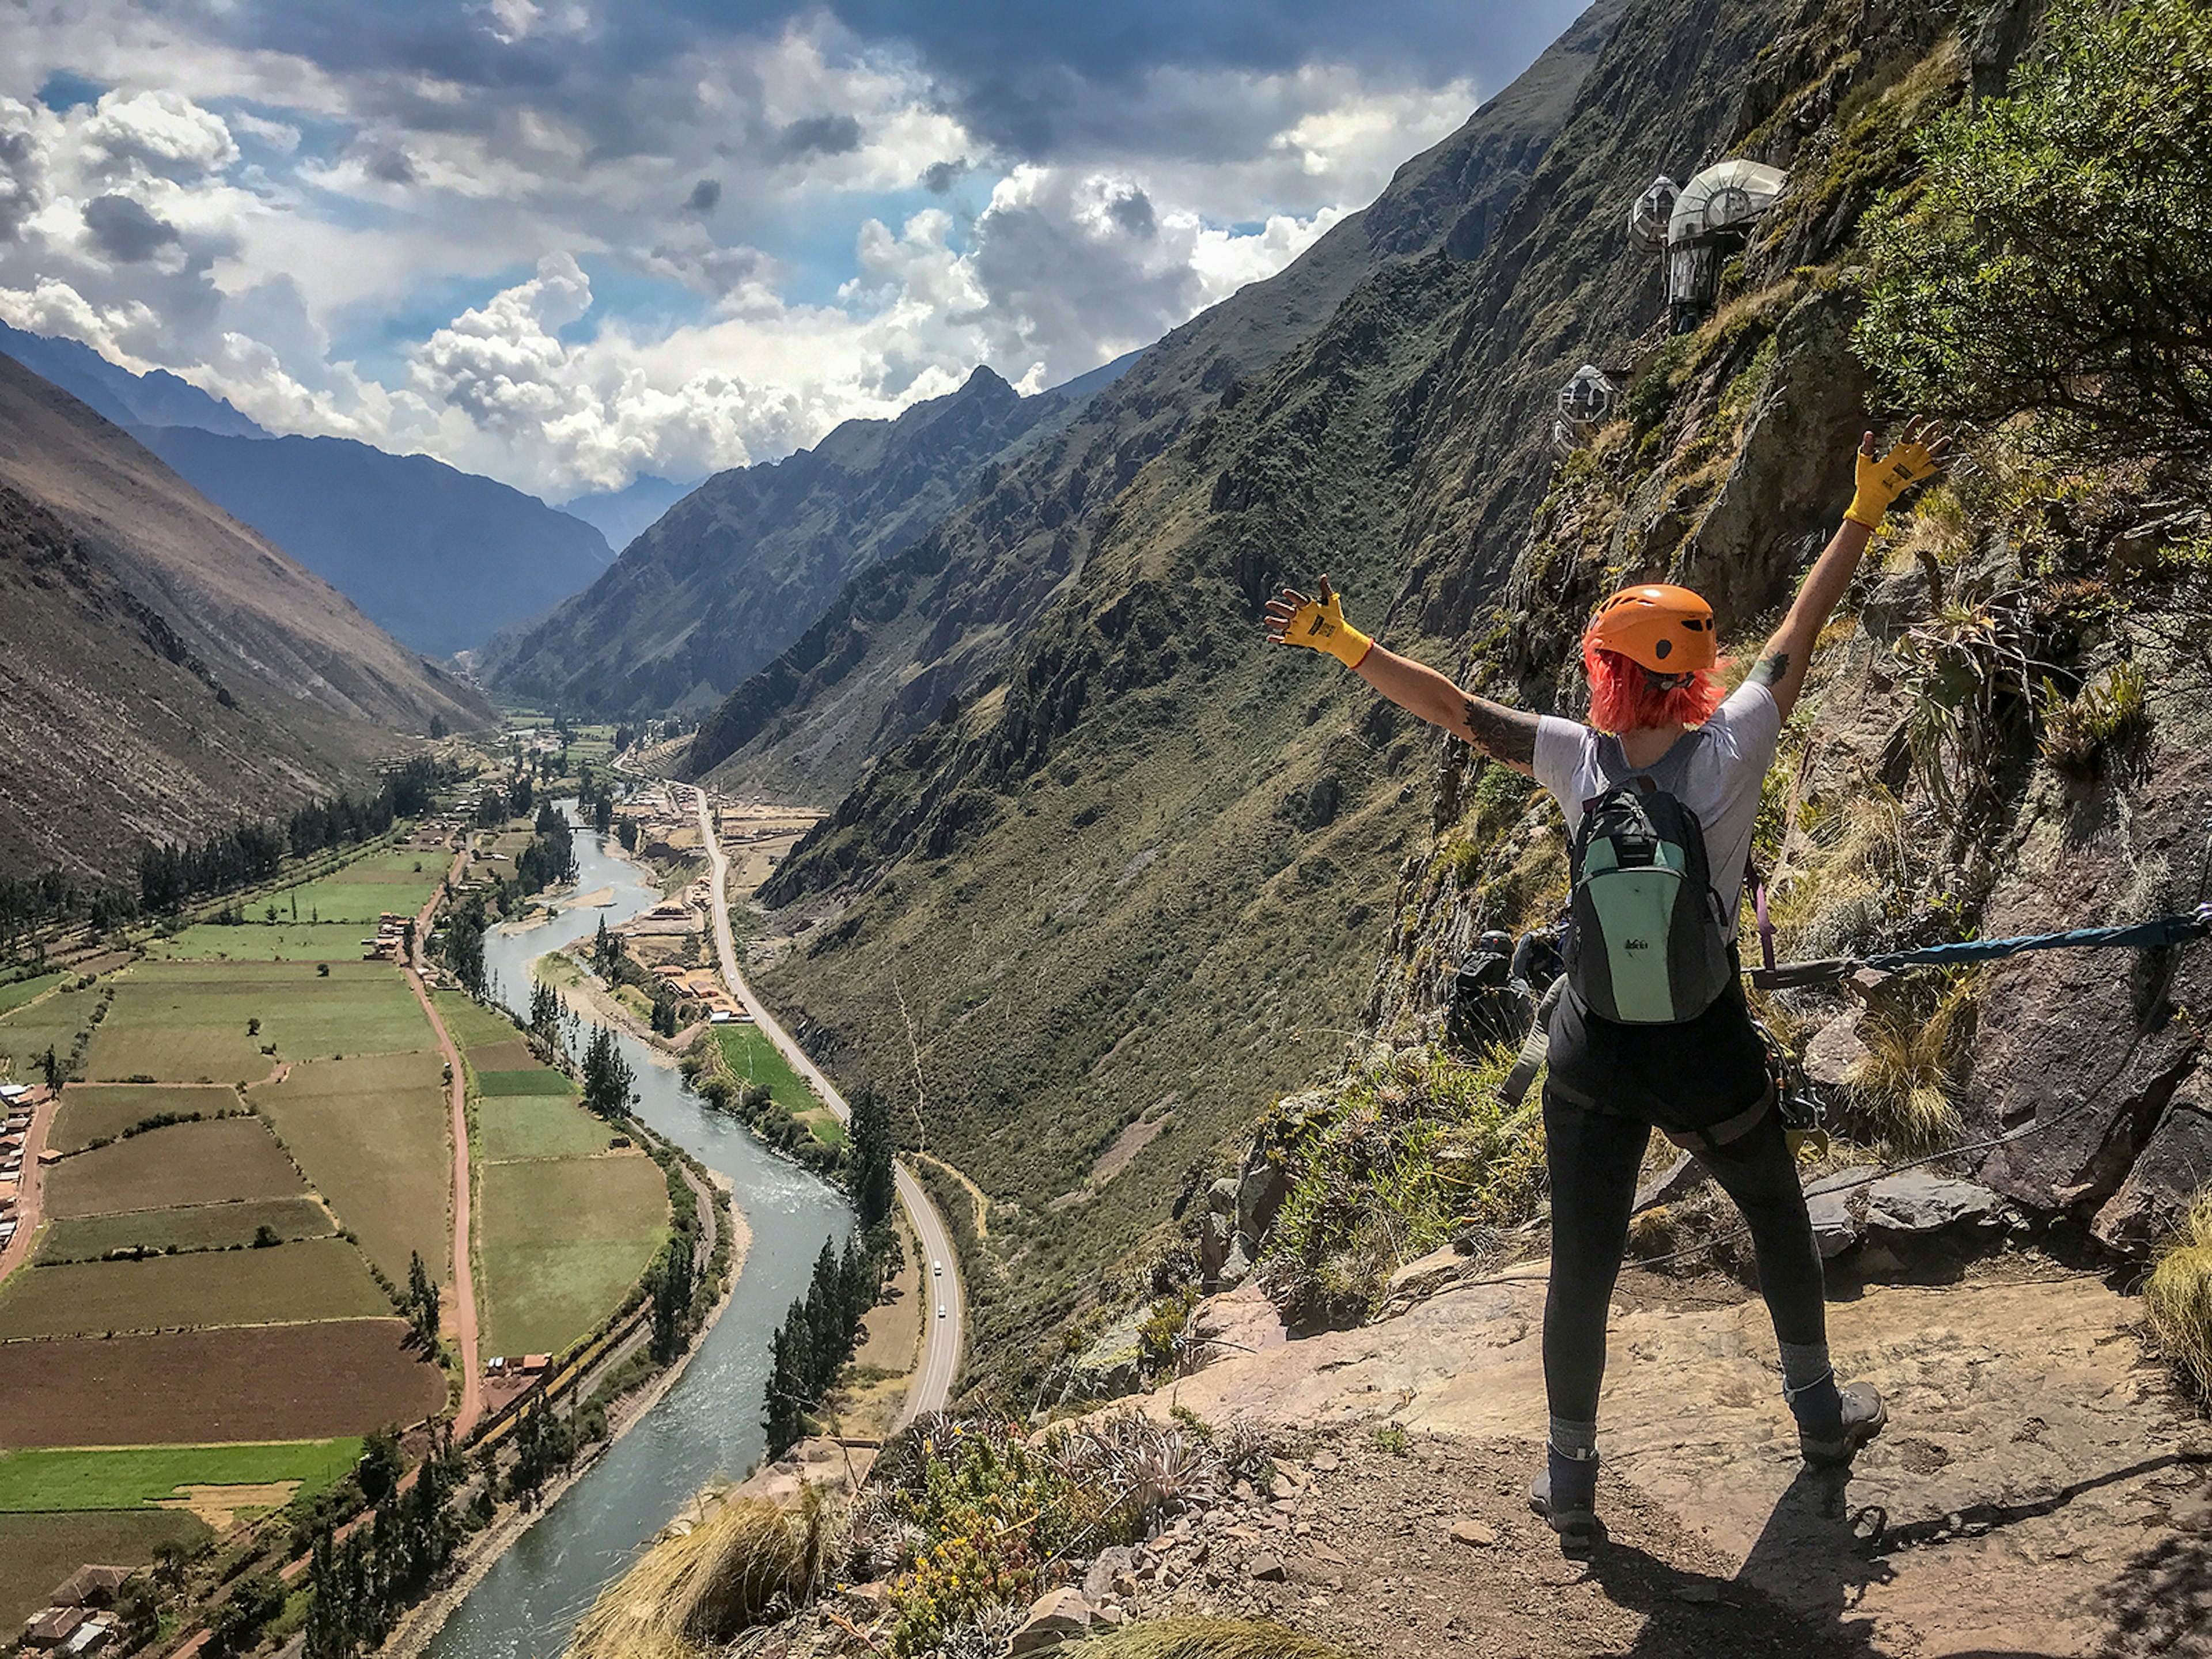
(45, 1118, 308, 1218)
(0, 981, 98, 1079)
(0, 1512, 209, 1629)
(85, 961, 431, 1083)
(476, 1154, 666, 1357)
(250, 1052, 449, 1283)
(474, 1068, 573, 1096)
(0, 1237, 389, 1338)
(475, 1095, 611, 1162)
(48, 1084, 235, 1153)
(145, 922, 379, 964)
(0, 971, 65, 1016)
(710, 1024, 841, 1145)
(38, 1198, 333, 1263)
(0, 1321, 444, 1448)
(0, 1439, 361, 1513)
(433, 990, 525, 1051)
(264, 847, 445, 926)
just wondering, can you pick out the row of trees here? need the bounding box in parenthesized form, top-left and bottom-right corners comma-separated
(581, 1023, 637, 1118)
(402, 1251, 442, 1352)
(301, 1429, 466, 1659)
(763, 1229, 896, 1456)
(510, 801, 577, 895)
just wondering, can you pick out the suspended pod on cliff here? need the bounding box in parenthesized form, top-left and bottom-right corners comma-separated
(1628, 176, 1679, 251)
(1557, 365, 1619, 430)
(1663, 159, 1789, 334)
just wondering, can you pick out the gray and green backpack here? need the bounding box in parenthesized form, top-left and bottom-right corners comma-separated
(1563, 733, 1735, 1025)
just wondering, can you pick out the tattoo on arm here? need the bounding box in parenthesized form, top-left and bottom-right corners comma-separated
(1461, 696, 1539, 766)
(1747, 652, 1790, 690)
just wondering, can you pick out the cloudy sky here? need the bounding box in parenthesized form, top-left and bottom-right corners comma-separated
(0, 1, 1584, 501)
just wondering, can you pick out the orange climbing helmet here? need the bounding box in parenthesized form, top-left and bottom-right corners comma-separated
(1586, 583, 1717, 673)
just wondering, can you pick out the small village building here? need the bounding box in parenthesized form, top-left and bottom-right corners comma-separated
(50, 1567, 129, 1609)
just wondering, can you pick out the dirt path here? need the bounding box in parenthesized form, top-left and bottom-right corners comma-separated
(408, 840, 483, 1435)
(1134, 1262, 2212, 1657)
(0, 1090, 56, 1283)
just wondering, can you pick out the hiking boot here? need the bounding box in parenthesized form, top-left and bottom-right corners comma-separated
(1795, 1380, 1887, 1467)
(1528, 1449, 1605, 1552)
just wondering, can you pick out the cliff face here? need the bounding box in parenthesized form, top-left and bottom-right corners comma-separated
(681, 1, 1624, 804)
(733, 0, 1910, 1398)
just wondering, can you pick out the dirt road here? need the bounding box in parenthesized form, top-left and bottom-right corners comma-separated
(410, 840, 483, 1434)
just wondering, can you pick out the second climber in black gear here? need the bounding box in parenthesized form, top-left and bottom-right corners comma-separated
(1266, 419, 1946, 1551)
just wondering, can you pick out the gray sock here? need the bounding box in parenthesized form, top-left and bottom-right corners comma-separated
(1779, 1340, 1833, 1397)
(1548, 1415, 1599, 1461)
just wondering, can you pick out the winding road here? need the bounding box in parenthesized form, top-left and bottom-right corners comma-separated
(688, 786, 964, 1422)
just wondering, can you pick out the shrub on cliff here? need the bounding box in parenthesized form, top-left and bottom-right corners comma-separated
(1855, 0, 2212, 476)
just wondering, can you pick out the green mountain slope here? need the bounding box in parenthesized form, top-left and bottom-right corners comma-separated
(681, 0, 1625, 805)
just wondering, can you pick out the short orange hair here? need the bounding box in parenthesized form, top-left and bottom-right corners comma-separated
(1582, 639, 1727, 735)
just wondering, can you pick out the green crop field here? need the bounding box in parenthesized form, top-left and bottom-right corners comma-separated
(475, 1095, 608, 1161)
(711, 1025, 818, 1115)
(477, 1153, 667, 1355)
(47, 1118, 308, 1218)
(0, 1238, 389, 1339)
(0, 972, 64, 1017)
(251, 1053, 449, 1283)
(264, 848, 444, 926)
(146, 923, 380, 964)
(50, 1085, 236, 1154)
(0, 985, 97, 1080)
(88, 962, 433, 1082)
(474, 1069, 574, 1096)
(0, 1438, 362, 1513)
(38, 1198, 334, 1263)
(433, 991, 525, 1052)
(0, 1512, 211, 1628)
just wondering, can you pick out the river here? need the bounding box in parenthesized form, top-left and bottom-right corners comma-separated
(425, 806, 851, 1659)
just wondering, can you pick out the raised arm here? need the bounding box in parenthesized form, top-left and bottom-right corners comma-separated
(1264, 575, 1538, 774)
(1748, 419, 1947, 719)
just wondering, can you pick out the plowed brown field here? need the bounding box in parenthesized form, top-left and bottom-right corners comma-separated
(0, 1320, 445, 1447)
(46, 1117, 306, 1217)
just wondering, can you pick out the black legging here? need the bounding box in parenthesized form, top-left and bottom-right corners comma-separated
(1541, 1089, 1828, 1425)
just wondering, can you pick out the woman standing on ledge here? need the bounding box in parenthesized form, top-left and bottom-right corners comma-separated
(1264, 421, 1945, 1551)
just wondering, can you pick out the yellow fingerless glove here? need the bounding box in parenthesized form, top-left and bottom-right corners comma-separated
(1282, 590, 1374, 668)
(1845, 437, 1942, 531)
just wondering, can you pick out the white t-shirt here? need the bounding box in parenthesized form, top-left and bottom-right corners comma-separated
(1532, 683, 1783, 927)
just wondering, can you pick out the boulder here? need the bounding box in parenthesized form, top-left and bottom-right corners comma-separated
(1060, 1310, 1149, 1403)
(1384, 1245, 1469, 1305)
(1448, 1518, 1499, 1547)
(1081, 1546, 1136, 1604)
(1633, 1150, 1705, 1214)
(1187, 1284, 1286, 1372)
(1236, 1153, 1291, 1247)
(1248, 1553, 1287, 1582)
(1803, 1008, 1870, 1089)
(1804, 1183, 1859, 1259)
(1861, 1173, 2010, 1240)
(2093, 1072, 2212, 1253)
(1005, 1588, 1097, 1654)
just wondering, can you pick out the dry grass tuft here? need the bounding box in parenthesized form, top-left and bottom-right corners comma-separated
(1847, 973, 1979, 1153)
(567, 1493, 830, 1659)
(2145, 1192, 2212, 1397)
(1070, 1618, 1360, 1659)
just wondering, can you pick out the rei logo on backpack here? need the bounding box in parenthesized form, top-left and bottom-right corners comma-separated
(1564, 734, 1734, 1025)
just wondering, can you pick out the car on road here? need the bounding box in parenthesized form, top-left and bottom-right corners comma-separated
(931, 1260, 942, 1277)
(937, 1305, 947, 1319)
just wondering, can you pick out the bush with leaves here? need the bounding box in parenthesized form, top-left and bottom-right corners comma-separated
(1854, 0, 2212, 476)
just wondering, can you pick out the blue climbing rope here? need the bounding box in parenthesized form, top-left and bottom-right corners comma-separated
(1751, 903, 2212, 990)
